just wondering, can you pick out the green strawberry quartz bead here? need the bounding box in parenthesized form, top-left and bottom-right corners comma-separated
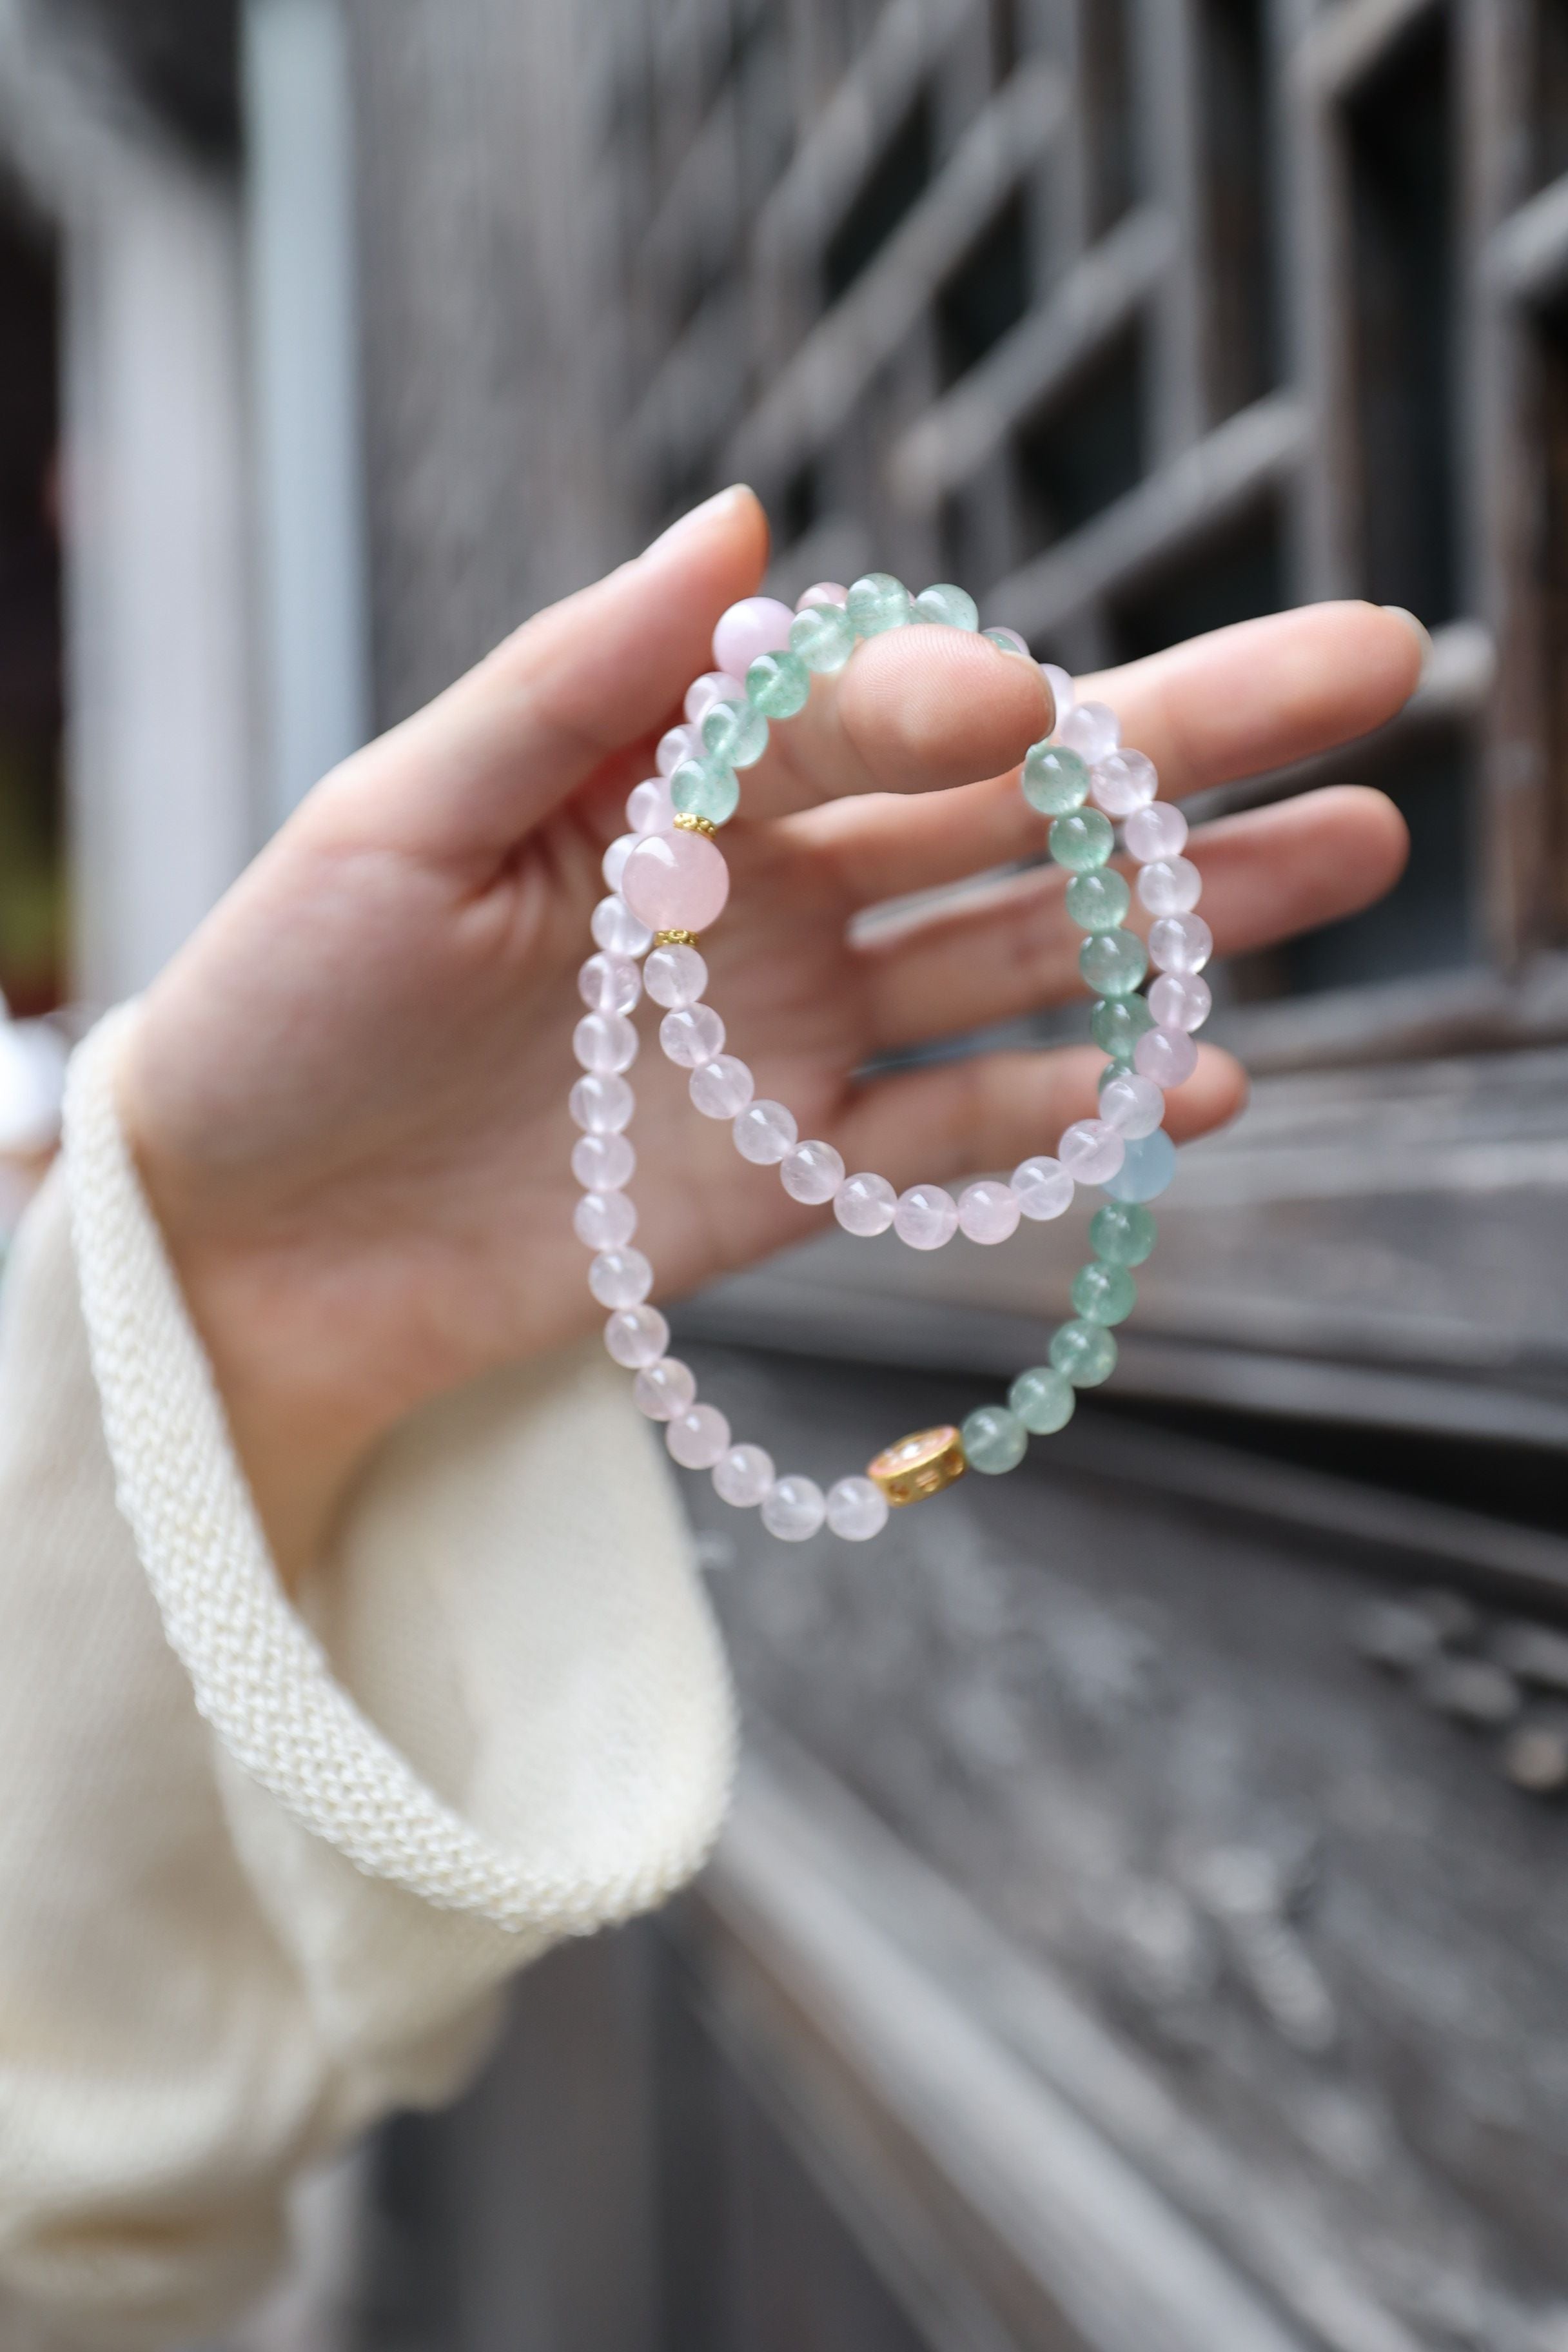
(1091, 995, 1155, 1058)
(671, 755, 741, 826)
(1049, 808, 1115, 872)
(790, 602, 856, 673)
(847, 571, 914, 635)
(961, 1404, 1029, 1475)
(1050, 1320, 1119, 1387)
(1066, 871, 1129, 931)
(912, 582, 979, 629)
(1071, 1262, 1137, 1326)
(1023, 743, 1090, 816)
(747, 648, 811, 718)
(701, 696, 769, 768)
(1090, 1200, 1157, 1267)
(1079, 927, 1149, 997)
(1008, 1366, 1076, 1435)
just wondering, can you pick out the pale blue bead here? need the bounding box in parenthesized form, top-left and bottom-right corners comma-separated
(1100, 1128, 1176, 1202)
(961, 1404, 1028, 1475)
(747, 649, 811, 718)
(847, 572, 914, 635)
(701, 697, 769, 768)
(670, 756, 740, 825)
(912, 582, 979, 629)
(790, 603, 856, 673)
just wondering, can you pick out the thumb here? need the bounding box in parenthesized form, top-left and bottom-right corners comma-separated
(329, 485, 770, 861)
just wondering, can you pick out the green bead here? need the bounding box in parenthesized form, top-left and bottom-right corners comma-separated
(1008, 1366, 1076, 1435)
(1049, 808, 1115, 872)
(789, 603, 856, 674)
(961, 1404, 1029, 1475)
(847, 572, 913, 636)
(670, 755, 740, 825)
(746, 649, 810, 718)
(1049, 1320, 1119, 1387)
(1065, 870, 1130, 932)
(1023, 743, 1090, 816)
(1079, 928, 1148, 998)
(1071, 1261, 1137, 1326)
(1089, 1200, 1157, 1267)
(1097, 1058, 1134, 1094)
(912, 582, 979, 629)
(1090, 995, 1155, 1057)
(701, 698, 769, 768)
(983, 628, 1023, 653)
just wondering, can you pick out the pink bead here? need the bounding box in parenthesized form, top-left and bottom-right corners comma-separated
(578, 952, 640, 1015)
(894, 1184, 959, 1250)
(660, 1004, 725, 1067)
(573, 1189, 638, 1249)
(1013, 1157, 1074, 1220)
(634, 1356, 696, 1420)
(1137, 856, 1202, 917)
(1090, 749, 1157, 818)
(1060, 701, 1120, 763)
(604, 1304, 667, 1367)
(834, 1172, 896, 1235)
(1057, 1119, 1125, 1184)
(685, 671, 745, 725)
(1099, 1072, 1164, 1139)
(622, 830, 731, 934)
(1123, 801, 1188, 863)
(781, 1139, 845, 1204)
(602, 834, 638, 892)
(667, 1404, 731, 1469)
(1150, 972, 1212, 1032)
(656, 723, 696, 776)
(796, 581, 848, 612)
(1135, 1026, 1200, 1088)
(713, 597, 796, 679)
(957, 1180, 1020, 1243)
(1149, 913, 1213, 974)
(627, 776, 675, 834)
(714, 1443, 775, 1507)
(1041, 663, 1075, 728)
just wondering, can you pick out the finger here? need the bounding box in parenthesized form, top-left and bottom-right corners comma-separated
(856, 787, 1407, 1050)
(798, 602, 1422, 905)
(312, 485, 771, 863)
(734, 629, 1052, 819)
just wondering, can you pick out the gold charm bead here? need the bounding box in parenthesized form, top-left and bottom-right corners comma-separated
(672, 811, 718, 838)
(867, 1426, 968, 1507)
(653, 928, 700, 948)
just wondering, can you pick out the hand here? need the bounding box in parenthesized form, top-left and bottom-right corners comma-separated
(120, 487, 1421, 1582)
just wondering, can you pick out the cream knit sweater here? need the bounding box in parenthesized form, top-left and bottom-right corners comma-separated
(0, 1014, 736, 2348)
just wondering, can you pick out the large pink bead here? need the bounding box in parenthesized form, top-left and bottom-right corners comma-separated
(712, 596, 794, 680)
(621, 828, 731, 934)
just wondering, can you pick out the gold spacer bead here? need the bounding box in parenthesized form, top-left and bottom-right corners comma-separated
(867, 1425, 968, 1507)
(672, 811, 718, 838)
(653, 928, 700, 948)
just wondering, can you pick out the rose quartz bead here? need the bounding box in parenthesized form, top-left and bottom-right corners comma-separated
(1058, 1119, 1125, 1184)
(761, 1475, 826, 1541)
(643, 943, 707, 1008)
(1090, 749, 1157, 818)
(627, 776, 675, 834)
(1041, 662, 1075, 729)
(591, 896, 654, 957)
(957, 1179, 1021, 1243)
(569, 1073, 633, 1133)
(826, 1476, 889, 1541)
(1137, 856, 1202, 916)
(834, 1171, 896, 1236)
(734, 1099, 796, 1164)
(685, 671, 745, 725)
(1135, 1026, 1199, 1088)
(781, 1139, 845, 1204)
(713, 596, 794, 680)
(796, 581, 848, 612)
(656, 723, 697, 776)
(660, 1004, 725, 1067)
(894, 1184, 959, 1250)
(1099, 1071, 1164, 1139)
(714, 1443, 775, 1507)
(604, 1304, 668, 1367)
(690, 1056, 754, 1118)
(633, 1356, 696, 1420)
(573, 1012, 638, 1073)
(1123, 801, 1188, 863)
(602, 834, 638, 892)
(1150, 971, 1212, 1032)
(578, 952, 640, 1015)
(589, 1246, 653, 1309)
(1060, 701, 1120, 763)
(1149, 912, 1213, 974)
(1013, 1156, 1074, 1219)
(574, 1189, 637, 1248)
(573, 1132, 634, 1190)
(622, 830, 731, 935)
(667, 1403, 731, 1469)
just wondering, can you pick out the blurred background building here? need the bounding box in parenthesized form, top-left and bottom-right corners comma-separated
(6, 1, 1568, 2347)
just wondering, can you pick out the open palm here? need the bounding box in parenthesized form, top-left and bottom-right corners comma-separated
(122, 487, 1421, 1577)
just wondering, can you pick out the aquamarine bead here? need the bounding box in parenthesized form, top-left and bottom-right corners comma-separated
(1079, 928, 1149, 998)
(1049, 808, 1115, 872)
(701, 698, 769, 769)
(961, 1404, 1029, 1475)
(847, 572, 914, 635)
(670, 756, 740, 826)
(1090, 995, 1155, 1057)
(1022, 743, 1090, 816)
(1071, 1261, 1137, 1326)
(1065, 870, 1131, 932)
(1049, 1320, 1118, 1387)
(746, 649, 811, 718)
(1089, 1200, 1157, 1266)
(1100, 1129, 1176, 1202)
(789, 602, 856, 673)
(912, 582, 979, 629)
(1008, 1366, 1076, 1435)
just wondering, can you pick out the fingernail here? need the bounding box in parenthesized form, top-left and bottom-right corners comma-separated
(1382, 605, 1432, 672)
(645, 484, 754, 558)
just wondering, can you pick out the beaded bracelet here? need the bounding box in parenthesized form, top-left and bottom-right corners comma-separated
(568, 573, 1213, 1545)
